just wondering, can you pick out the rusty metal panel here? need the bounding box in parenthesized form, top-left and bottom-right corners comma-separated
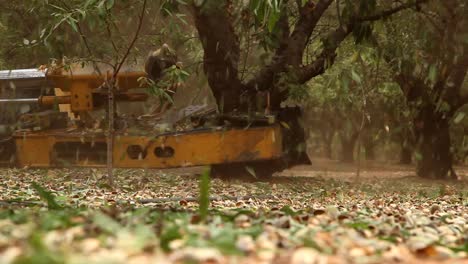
(70, 80, 93, 112)
(113, 125, 282, 168)
(14, 131, 107, 167)
(45, 72, 146, 113)
(14, 125, 282, 169)
(15, 133, 52, 167)
(47, 71, 146, 92)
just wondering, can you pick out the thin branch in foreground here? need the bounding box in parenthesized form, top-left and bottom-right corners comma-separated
(105, 0, 147, 187)
(113, 0, 148, 78)
(56, 0, 105, 75)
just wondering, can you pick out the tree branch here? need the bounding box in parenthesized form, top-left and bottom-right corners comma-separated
(296, 25, 352, 83)
(106, 0, 147, 187)
(357, 0, 429, 22)
(242, 7, 290, 93)
(56, 0, 105, 75)
(245, 0, 333, 91)
(113, 0, 147, 78)
(287, 0, 335, 65)
(296, 0, 431, 84)
(105, 10, 120, 60)
(447, 43, 468, 111)
(247, 0, 429, 93)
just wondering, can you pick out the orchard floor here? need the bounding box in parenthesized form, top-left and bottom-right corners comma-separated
(0, 159, 466, 264)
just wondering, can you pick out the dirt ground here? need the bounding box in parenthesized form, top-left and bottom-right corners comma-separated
(284, 158, 468, 180)
(165, 158, 468, 182)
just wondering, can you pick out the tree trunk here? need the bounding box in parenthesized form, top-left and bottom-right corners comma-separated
(363, 140, 376, 161)
(192, 1, 242, 113)
(400, 145, 412, 165)
(414, 106, 456, 179)
(278, 107, 311, 166)
(398, 130, 414, 164)
(324, 140, 333, 159)
(320, 129, 334, 159)
(340, 133, 357, 163)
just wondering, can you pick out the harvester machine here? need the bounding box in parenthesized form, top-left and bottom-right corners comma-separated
(0, 62, 284, 177)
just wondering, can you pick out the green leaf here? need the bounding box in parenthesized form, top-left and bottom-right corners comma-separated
(414, 151, 423, 161)
(199, 167, 211, 221)
(449, 242, 468, 253)
(267, 8, 280, 32)
(193, 0, 206, 7)
(351, 51, 360, 62)
(280, 121, 290, 130)
(454, 112, 465, 124)
(31, 182, 62, 210)
(245, 166, 257, 178)
(160, 224, 182, 252)
(105, 0, 115, 10)
(346, 221, 370, 230)
(280, 205, 298, 216)
(68, 19, 78, 32)
(428, 64, 437, 83)
(209, 226, 241, 254)
(76, 9, 87, 19)
(340, 75, 350, 90)
(351, 70, 361, 83)
(85, 0, 99, 8)
(14, 232, 64, 264)
(93, 211, 121, 234)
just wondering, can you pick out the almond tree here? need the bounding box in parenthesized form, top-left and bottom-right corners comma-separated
(187, 0, 428, 165)
(380, 0, 467, 178)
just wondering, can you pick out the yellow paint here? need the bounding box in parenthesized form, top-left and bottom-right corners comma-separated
(14, 125, 283, 168)
(15, 72, 283, 169)
(54, 88, 75, 119)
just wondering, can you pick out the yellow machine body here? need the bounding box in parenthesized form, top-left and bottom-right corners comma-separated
(45, 71, 147, 112)
(12, 71, 283, 169)
(14, 125, 282, 168)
